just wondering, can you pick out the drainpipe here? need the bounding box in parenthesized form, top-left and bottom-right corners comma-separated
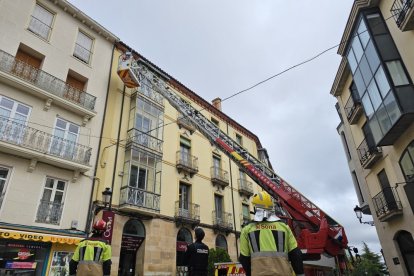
(85, 43, 115, 233)
(226, 122, 239, 255)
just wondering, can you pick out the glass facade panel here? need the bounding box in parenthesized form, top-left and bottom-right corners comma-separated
(365, 40, 380, 73)
(359, 55, 373, 85)
(347, 49, 358, 73)
(369, 116, 383, 144)
(362, 94, 374, 119)
(351, 37, 364, 63)
(367, 80, 382, 111)
(375, 66, 391, 98)
(383, 93, 401, 125)
(366, 13, 387, 35)
(400, 152, 414, 182)
(358, 19, 370, 48)
(375, 34, 400, 61)
(354, 68, 366, 98)
(386, 61, 409, 86)
(376, 103, 391, 134)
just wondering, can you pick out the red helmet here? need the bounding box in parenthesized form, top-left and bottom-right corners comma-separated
(93, 219, 107, 231)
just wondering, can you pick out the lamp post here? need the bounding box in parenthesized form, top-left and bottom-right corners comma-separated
(353, 205, 374, 226)
(102, 187, 112, 210)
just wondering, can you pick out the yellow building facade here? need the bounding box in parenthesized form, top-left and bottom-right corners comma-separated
(331, 1, 414, 275)
(94, 43, 264, 275)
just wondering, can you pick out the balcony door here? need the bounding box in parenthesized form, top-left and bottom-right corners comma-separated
(51, 118, 79, 159)
(179, 183, 190, 218)
(36, 177, 66, 224)
(129, 165, 147, 206)
(377, 170, 396, 211)
(180, 137, 191, 167)
(0, 167, 10, 209)
(213, 155, 221, 178)
(215, 195, 223, 223)
(135, 114, 151, 147)
(0, 96, 31, 144)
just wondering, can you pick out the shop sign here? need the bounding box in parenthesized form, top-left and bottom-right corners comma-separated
(176, 241, 187, 252)
(0, 229, 83, 244)
(102, 210, 115, 244)
(214, 262, 246, 276)
(5, 261, 37, 269)
(17, 248, 32, 260)
(121, 235, 144, 252)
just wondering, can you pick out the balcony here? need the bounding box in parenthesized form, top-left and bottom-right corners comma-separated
(177, 115, 196, 133)
(212, 211, 233, 234)
(391, 0, 414, 31)
(136, 86, 164, 107)
(0, 117, 91, 171)
(119, 186, 160, 214)
(372, 187, 403, 221)
(36, 200, 64, 225)
(176, 151, 198, 177)
(357, 138, 382, 169)
(127, 128, 163, 155)
(0, 50, 96, 117)
(211, 167, 229, 189)
(344, 95, 363, 125)
(238, 179, 253, 198)
(174, 201, 200, 228)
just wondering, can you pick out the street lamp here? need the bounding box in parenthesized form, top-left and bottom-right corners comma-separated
(353, 205, 374, 226)
(102, 187, 112, 209)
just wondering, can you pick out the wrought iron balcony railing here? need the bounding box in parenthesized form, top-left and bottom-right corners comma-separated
(391, 0, 414, 29)
(357, 138, 382, 168)
(127, 128, 163, 153)
(0, 117, 91, 165)
(136, 86, 164, 106)
(175, 201, 200, 224)
(211, 167, 229, 188)
(176, 151, 199, 176)
(0, 50, 96, 111)
(344, 95, 363, 124)
(212, 211, 233, 231)
(238, 178, 253, 197)
(372, 187, 403, 221)
(119, 186, 160, 212)
(36, 200, 64, 225)
(28, 16, 52, 40)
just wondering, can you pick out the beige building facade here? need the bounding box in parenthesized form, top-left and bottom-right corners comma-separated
(331, 0, 414, 275)
(0, 0, 117, 274)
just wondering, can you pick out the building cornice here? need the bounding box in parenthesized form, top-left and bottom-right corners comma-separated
(47, 0, 119, 43)
(330, 57, 350, 96)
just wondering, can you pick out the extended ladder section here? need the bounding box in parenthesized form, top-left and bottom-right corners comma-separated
(117, 53, 348, 257)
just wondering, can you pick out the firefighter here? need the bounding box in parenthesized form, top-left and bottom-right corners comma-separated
(69, 219, 112, 276)
(185, 227, 209, 276)
(239, 191, 304, 276)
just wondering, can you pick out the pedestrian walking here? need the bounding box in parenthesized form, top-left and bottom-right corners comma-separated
(185, 227, 209, 276)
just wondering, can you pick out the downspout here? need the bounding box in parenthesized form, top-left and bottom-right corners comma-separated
(227, 122, 239, 254)
(85, 43, 116, 233)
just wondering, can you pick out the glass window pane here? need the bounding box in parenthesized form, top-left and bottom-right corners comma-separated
(359, 55, 373, 85)
(358, 19, 370, 48)
(69, 124, 79, 134)
(386, 61, 409, 86)
(376, 103, 391, 134)
(54, 191, 63, 203)
(347, 49, 358, 73)
(77, 32, 92, 50)
(41, 189, 52, 201)
(16, 104, 29, 115)
(45, 178, 54, 188)
(366, 13, 387, 35)
(369, 116, 383, 144)
(57, 181, 65, 191)
(130, 165, 138, 187)
(365, 40, 380, 73)
(400, 153, 414, 181)
(354, 68, 367, 98)
(56, 119, 66, 129)
(375, 34, 400, 62)
(384, 92, 401, 124)
(362, 94, 374, 119)
(33, 4, 53, 26)
(351, 37, 364, 63)
(367, 80, 382, 111)
(0, 98, 14, 110)
(375, 66, 391, 98)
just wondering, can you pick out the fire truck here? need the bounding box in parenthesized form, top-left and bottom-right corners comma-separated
(117, 51, 348, 263)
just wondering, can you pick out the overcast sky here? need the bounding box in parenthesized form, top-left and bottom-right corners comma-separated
(68, 0, 382, 256)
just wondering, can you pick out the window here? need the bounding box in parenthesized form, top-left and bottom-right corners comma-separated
(351, 171, 364, 203)
(130, 165, 147, 190)
(36, 177, 66, 224)
(180, 136, 191, 167)
(215, 234, 228, 252)
(395, 231, 414, 275)
(28, 4, 54, 40)
(65, 71, 87, 103)
(212, 155, 221, 178)
(13, 47, 43, 82)
(0, 167, 10, 209)
(215, 194, 223, 220)
(236, 134, 243, 145)
(340, 132, 351, 161)
(399, 141, 414, 182)
(50, 118, 79, 158)
(211, 118, 219, 127)
(73, 31, 93, 64)
(179, 183, 190, 217)
(0, 96, 31, 144)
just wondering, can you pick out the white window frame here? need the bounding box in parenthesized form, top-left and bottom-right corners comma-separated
(36, 176, 67, 225)
(50, 117, 80, 158)
(28, 3, 54, 40)
(0, 95, 31, 144)
(0, 166, 11, 210)
(73, 30, 94, 64)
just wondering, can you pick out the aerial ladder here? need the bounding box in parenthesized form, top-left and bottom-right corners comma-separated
(117, 52, 348, 260)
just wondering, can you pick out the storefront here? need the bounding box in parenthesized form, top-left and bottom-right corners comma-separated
(0, 228, 84, 276)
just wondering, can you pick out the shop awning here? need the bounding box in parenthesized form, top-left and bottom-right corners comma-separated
(0, 228, 85, 245)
